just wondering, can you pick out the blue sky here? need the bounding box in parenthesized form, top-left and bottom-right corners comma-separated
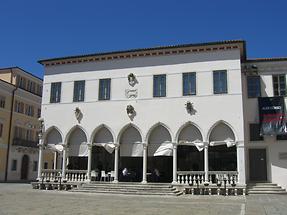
(1, 0, 287, 78)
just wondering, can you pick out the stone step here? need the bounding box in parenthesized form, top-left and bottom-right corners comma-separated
(248, 183, 278, 186)
(248, 191, 287, 195)
(88, 182, 172, 188)
(82, 186, 176, 192)
(248, 187, 284, 191)
(247, 185, 282, 189)
(70, 189, 182, 196)
(80, 187, 177, 193)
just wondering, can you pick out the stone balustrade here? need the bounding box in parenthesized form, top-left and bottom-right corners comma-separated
(41, 169, 62, 182)
(177, 171, 238, 185)
(177, 171, 205, 185)
(65, 170, 87, 182)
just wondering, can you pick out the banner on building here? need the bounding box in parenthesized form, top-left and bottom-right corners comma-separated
(258, 96, 287, 135)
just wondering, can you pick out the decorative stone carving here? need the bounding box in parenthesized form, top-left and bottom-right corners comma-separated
(185, 101, 196, 115)
(125, 89, 138, 99)
(128, 73, 137, 86)
(74, 107, 83, 123)
(38, 118, 45, 139)
(126, 105, 136, 120)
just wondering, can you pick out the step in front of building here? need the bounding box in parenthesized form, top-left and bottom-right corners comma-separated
(247, 183, 287, 195)
(70, 182, 183, 196)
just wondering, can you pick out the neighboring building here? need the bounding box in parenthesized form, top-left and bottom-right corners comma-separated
(37, 40, 287, 190)
(0, 67, 53, 181)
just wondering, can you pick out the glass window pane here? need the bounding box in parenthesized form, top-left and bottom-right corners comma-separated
(153, 75, 166, 97)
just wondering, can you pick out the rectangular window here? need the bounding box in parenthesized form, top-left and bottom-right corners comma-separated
(44, 162, 48, 169)
(247, 76, 261, 98)
(14, 101, 24, 114)
(37, 108, 41, 118)
(25, 105, 34, 117)
(273, 74, 286, 96)
(249, 123, 264, 141)
(183, 72, 196, 96)
(0, 96, 5, 108)
(11, 160, 17, 171)
(0, 123, 3, 137)
(99, 79, 111, 100)
(73, 80, 85, 102)
(50, 82, 62, 103)
(213, 70, 227, 94)
(33, 161, 38, 171)
(153, 74, 166, 97)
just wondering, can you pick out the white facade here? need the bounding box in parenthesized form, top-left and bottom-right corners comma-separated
(38, 40, 287, 189)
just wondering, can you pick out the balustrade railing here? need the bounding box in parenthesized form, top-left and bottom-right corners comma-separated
(41, 169, 87, 182)
(177, 171, 205, 185)
(65, 170, 87, 182)
(208, 171, 238, 185)
(177, 171, 238, 185)
(41, 169, 61, 182)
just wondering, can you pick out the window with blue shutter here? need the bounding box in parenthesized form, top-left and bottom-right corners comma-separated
(73, 80, 85, 102)
(213, 70, 227, 94)
(99, 79, 111, 100)
(153, 74, 166, 97)
(50, 82, 62, 103)
(183, 72, 196, 96)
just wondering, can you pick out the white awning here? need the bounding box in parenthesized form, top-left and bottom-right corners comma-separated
(178, 139, 204, 151)
(210, 138, 236, 148)
(153, 142, 173, 156)
(47, 144, 63, 153)
(120, 142, 143, 157)
(94, 142, 115, 154)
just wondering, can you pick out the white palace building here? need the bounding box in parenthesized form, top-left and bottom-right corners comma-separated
(35, 40, 287, 194)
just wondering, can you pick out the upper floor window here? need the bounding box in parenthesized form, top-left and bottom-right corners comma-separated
(249, 123, 263, 141)
(247, 76, 261, 98)
(0, 96, 5, 108)
(25, 105, 34, 117)
(73, 81, 85, 102)
(273, 74, 286, 96)
(37, 108, 41, 118)
(153, 74, 166, 97)
(0, 123, 3, 138)
(50, 82, 62, 103)
(183, 72, 196, 96)
(19, 76, 26, 89)
(99, 79, 111, 100)
(14, 101, 24, 114)
(213, 70, 227, 94)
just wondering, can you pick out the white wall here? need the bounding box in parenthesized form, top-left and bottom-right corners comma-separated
(243, 60, 287, 189)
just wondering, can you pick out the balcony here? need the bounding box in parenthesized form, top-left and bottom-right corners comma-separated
(13, 138, 38, 148)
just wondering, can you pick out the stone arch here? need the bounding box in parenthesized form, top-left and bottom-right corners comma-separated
(145, 122, 173, 143)
(91, 124, 115, 144)
(44, 126, 63, 145)
(207, 120, 237, 143)
(117, 123, 143, 144)
(176, 122, 204, 143)
(66, 125, 88, 157)
(118, 124, 143, 157)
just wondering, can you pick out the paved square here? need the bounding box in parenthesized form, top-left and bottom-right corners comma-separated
(0, 183, 286, 215)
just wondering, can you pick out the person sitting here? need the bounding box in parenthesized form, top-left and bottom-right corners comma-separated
(153, 168, 160, 182)
(122, 167, 129, 181)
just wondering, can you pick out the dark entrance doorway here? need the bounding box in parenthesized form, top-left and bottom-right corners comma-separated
(21, 155, 29, 180)
(249, 148, 267, 182)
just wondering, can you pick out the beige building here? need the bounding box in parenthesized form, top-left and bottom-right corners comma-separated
(0, 67, 53, 181)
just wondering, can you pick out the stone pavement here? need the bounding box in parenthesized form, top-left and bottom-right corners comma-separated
(0, 183, 286, 215)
